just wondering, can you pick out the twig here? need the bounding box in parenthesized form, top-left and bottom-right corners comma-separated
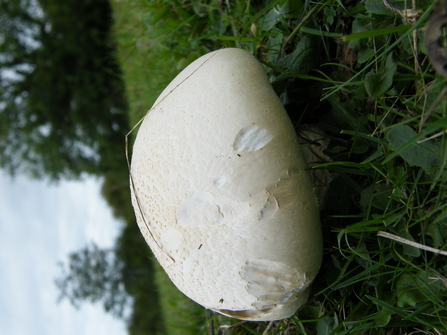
(208, 312, 214, 335)
(417, 128, 447, 143)
(220, 320, 248, 332)
(429, 275, 447, 288)
(419, 86, 447, 131)
(262, 321, 275, 335)
(382, 0, 422, 23)
(125, 52, 219, 263)
(377, 231, 447, 256)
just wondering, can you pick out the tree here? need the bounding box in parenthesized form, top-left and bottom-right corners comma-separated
(55, 243, 132, 319)
(0, 0, 128, 180)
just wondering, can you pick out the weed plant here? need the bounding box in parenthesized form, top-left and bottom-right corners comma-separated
(111, 0, 447, 334)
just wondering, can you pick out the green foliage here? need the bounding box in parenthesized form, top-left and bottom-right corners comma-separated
(386, 124, 444, 173)
(364, 52, 397, 98)
(108, 0, 447, 334)
(55, 243, 131, 318)
(0, 0, 128, 180)
(153, 261, 207, 335)
(101, 169, 136, 224)
(111, 0, 219, 124)
(116, 224, 167, 335)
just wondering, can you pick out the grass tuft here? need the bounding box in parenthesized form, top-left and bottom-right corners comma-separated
(111, 0, 447, 334)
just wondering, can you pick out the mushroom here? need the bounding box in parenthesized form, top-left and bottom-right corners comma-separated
(130, 48, 323, 321)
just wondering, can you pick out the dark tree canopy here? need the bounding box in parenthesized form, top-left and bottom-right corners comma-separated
(55, 243, 131, 318)
(0, 0, 128, 180)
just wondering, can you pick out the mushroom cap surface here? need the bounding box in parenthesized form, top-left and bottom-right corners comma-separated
(130, 48, 323, 321)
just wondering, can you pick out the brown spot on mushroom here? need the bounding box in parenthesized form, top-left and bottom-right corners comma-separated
(217, 308, 272, 319)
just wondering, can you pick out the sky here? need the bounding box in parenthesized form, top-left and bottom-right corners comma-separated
(0, 171, 128, 335)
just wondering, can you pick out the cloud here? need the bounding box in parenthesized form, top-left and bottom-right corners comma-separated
(0, 172, 126, 335)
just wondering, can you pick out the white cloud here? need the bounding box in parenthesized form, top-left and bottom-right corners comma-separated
(0, 172, 127, 335)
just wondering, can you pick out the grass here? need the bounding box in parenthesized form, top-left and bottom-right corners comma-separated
(110, 0, 447, 334)
(152, 260, 207, 335)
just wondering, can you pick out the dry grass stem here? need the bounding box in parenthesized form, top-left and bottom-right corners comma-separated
(378, 231, 447, 256)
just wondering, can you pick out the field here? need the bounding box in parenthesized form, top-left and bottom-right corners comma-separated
(110, 0, 447, 334)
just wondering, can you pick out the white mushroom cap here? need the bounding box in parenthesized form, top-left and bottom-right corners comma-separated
(130, 48, 323, 321)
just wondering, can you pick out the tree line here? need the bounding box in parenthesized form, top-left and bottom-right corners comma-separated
(1, 0, 165, 334)
(0, 0, 127, 179)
